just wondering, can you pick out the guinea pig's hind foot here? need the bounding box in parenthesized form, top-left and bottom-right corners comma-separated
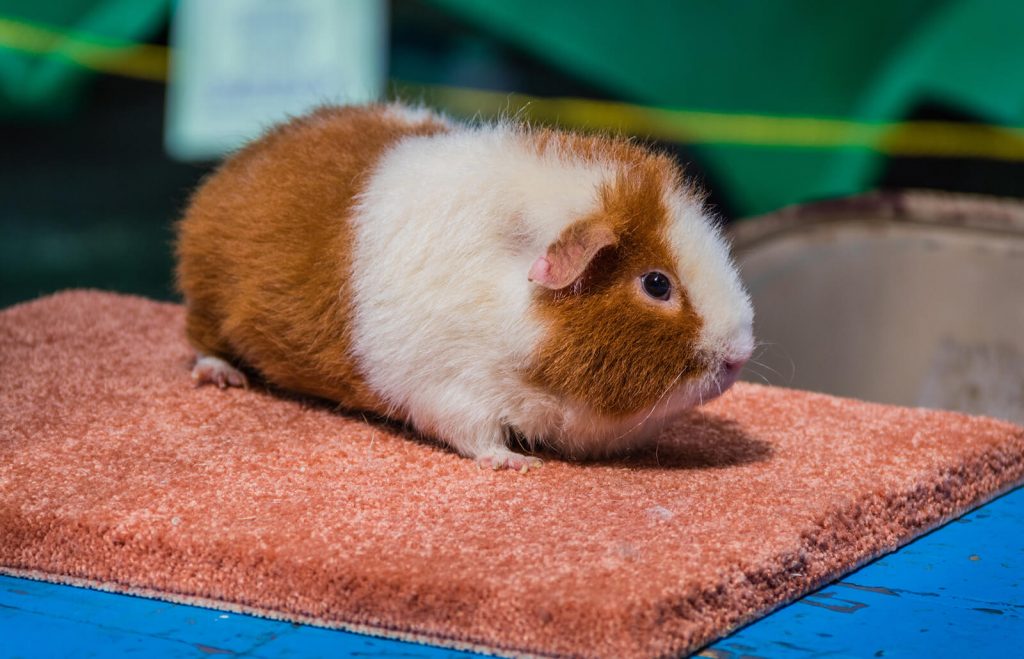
(191, 355, 248, 389)
(476, 449, 543, 473)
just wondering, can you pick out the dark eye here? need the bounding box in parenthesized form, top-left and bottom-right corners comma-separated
(641, 271, 671, 300)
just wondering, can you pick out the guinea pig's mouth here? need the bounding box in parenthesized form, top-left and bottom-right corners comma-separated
(574, 353, 751, 448)
(670, 354, 750, 410)
(711, 355, 748, 398)
(561, 355, 750, 455)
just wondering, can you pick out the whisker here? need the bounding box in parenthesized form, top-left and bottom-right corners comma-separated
(749, 358, 785, 380)
(751, 342, 797, 383)
(744, 365, 771, 384)
(609, 369, 687, 442)
(698, 385, 706, 424)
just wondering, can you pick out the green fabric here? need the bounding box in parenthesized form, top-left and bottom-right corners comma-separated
(4, 1, 1023, 213)
(0, 0, 167, 117)
(428, 0, 1024, 214)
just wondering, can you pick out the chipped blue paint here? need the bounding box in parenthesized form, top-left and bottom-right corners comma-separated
(0, 579, 472, 658)
(2, 487, 1021, 658)
(703, 485, 1024, 658)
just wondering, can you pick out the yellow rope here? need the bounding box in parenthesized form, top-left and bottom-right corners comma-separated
(3, 14, 1024, 160)
(0, 16, 166, 81)
(420, 84, 1024, 160)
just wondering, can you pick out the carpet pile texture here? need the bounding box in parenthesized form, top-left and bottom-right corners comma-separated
(2, 291, 1023, 658)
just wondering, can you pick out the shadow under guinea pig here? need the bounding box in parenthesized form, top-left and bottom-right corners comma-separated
(585, 414, 774, 470)
(221, 372, 771, 470)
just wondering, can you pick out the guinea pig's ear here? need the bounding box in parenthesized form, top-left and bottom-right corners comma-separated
(528, 218, 618, 290)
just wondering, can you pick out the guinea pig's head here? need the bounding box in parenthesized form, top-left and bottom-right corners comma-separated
(525, 162, 754, 438)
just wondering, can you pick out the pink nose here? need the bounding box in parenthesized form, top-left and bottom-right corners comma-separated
(723, 356, 748, 377)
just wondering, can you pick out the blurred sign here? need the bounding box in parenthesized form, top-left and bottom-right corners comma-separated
(165, 0, 387, 161)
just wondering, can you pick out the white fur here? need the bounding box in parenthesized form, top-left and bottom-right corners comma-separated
(349, 108, 752, 462)
(191, 354, 247, 389)
(664, 194, 755, 362)
(381, 102, 453, 127)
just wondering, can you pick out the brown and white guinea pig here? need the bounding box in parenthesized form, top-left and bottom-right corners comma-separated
(176, 103, 754, 470)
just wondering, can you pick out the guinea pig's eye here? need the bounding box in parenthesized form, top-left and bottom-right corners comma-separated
(641, 271, 671, 300)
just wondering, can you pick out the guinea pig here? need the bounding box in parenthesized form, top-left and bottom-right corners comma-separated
(176, 103, 754, 470)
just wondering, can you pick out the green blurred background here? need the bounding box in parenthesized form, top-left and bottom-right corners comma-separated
(3, 0, 1024, 308)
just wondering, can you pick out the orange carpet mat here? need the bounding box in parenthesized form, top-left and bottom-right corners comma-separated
(2, 291, 1022, 658)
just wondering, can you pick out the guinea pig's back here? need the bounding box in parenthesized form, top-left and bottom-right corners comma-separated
(175, 104, 450, 407)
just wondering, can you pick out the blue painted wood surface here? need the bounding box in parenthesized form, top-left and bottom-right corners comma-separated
(2, 487, 1022, 658)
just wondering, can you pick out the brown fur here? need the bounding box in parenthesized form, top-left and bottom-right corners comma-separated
(178, 108, 706, 424)
(176, 106, 449, 409)
(526, 155, 707, 417)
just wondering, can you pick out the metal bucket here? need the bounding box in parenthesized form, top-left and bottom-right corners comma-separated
(731, 191, 1024, 425)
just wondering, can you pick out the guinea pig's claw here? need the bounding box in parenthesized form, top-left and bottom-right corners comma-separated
(475, 452, 543, 472)
(191, 355, 248, 390)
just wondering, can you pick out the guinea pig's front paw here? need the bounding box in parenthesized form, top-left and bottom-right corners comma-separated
(191, 355, 248, 389)
(475, 449, 543, 472)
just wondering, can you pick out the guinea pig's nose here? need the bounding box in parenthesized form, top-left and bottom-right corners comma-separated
(723, 356, 748, 377)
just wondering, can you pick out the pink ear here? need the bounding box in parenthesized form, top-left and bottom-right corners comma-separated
(528, 220, 618, 290)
